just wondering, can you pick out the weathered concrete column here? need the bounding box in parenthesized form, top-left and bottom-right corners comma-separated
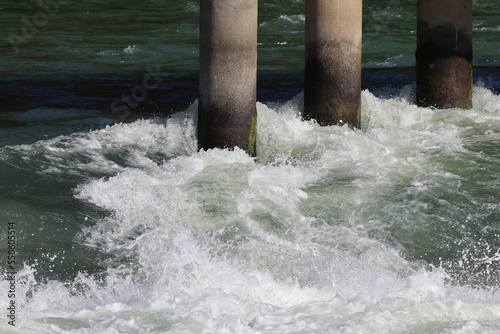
(416, 0, 473, 109)
(304, 0, 362, 127)
(198, 0, 257, 155)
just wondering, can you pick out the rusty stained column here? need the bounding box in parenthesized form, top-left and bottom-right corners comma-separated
(198, 0, 258, 155)
(304, 0, 362, 127)
(416, 0, 473, 109)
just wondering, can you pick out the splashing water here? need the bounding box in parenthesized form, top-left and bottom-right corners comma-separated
(0, 86, 499, 333)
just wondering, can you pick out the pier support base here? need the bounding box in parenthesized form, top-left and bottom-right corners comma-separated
(198, 0, 258, 155)
(416, 0, 473, 109)
(304, 0, 362, 127)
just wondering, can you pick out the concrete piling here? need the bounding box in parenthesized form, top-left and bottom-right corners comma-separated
(198, 0, 258, 155)
(416, 0, 473, 109)
(304, 0, 362, 127)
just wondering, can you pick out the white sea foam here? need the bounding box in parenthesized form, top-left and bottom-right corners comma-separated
(278, 14, 305, 24)
(13, 111, 197, 176)
(1, 86, 499, 333)
(123, 45, 140, 54)
(364, 54, 414, 68)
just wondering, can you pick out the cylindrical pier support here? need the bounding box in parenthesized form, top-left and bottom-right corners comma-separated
(416, 0, 473, 109)
(198, 0, 258, 155)
(304, 0, 362, 127)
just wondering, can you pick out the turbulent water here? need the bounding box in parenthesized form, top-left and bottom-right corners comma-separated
(1, 0, 500, 333)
